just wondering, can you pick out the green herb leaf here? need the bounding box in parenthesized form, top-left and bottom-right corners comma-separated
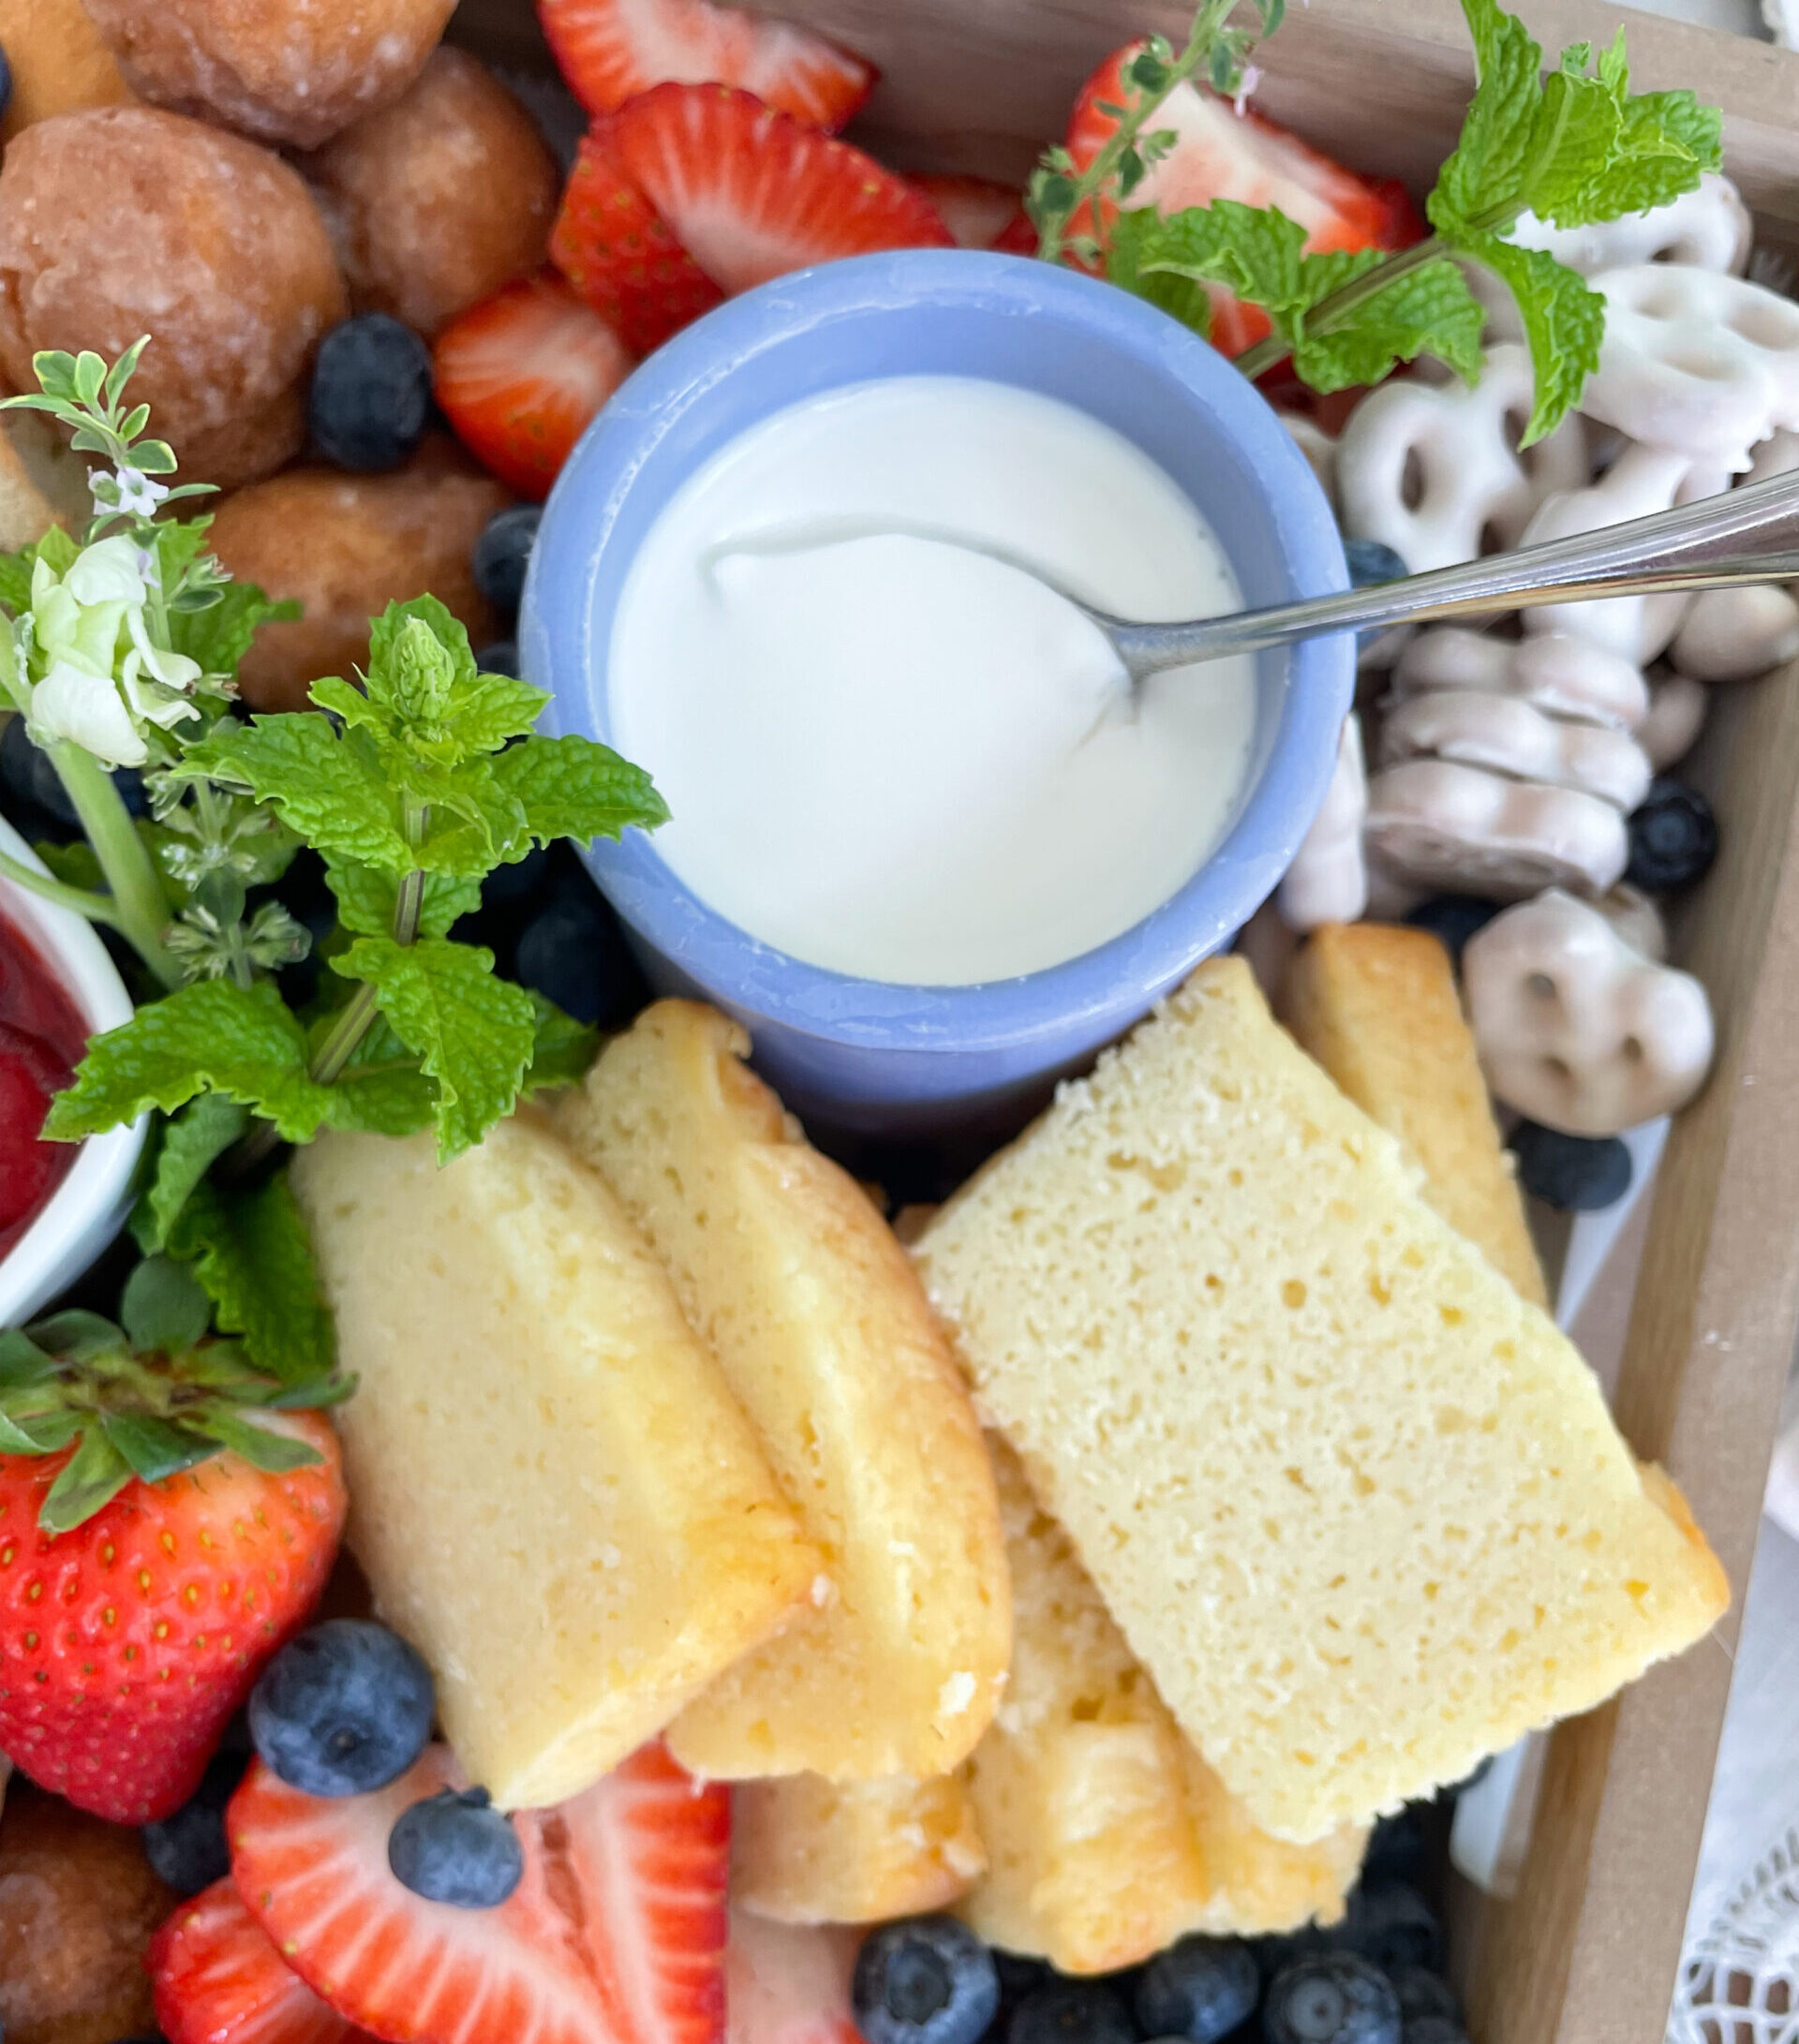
(1430, 0, 1545, 238)
(1286, 249, 1485, 391)
(521, 994, 602, 1095)
(168, 580, 300, 678)
(134, 1093, 249, 1252)
(1105, 207, 1213, 334)
(1461, 231, 1606, 442)
(98, 1408, 214, 1486)
(326, 862, 481, 941)
(43, 978, 339, 1144)
(26, 1311, 126, 1362)
(39, 1428, 134, 1533)
(184, 719, 410, 872)
(0, 542, 37, 615)
(120, 1253, 213, 1354)
(489, 733, 669, 848)
(334, 933, 538, 1160)
(167, 1173, 335, 1381)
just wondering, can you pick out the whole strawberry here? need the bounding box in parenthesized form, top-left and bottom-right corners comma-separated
(0, 1270, 348, 1824)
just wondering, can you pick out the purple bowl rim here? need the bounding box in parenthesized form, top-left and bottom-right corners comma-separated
(524, 247, 1352, 1056)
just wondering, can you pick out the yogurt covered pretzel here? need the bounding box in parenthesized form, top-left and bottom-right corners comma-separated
(1336, 344, 1590, 573)
(1668, 430, 1799, 682)
(1520, 443, 1731, 663)
(1276, 714, 1367, 931)
(1392, 627, 1650, 729)
(1472, 172, 1752, 340)
(1637, 671, 1710, 771)
(1378, 689, 1651, 812)
(1463, 889, 1715, 1135)
(1364, 759, 1629, 899)
(1580, 265, 1799, 474)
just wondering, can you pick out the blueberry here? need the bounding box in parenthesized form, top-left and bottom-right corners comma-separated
(2, 713, 79, 832)
(1401, 2022, 1467, 2044)
(513, 882, 643, 1030)
(475, 639, 520, 675)
(472, 506, 542, 617)
(853, 1918, 1000, 2044)
(387, 1785, 522, 1907)
(1344, 539, 1408, 589)
(1006, 1981, 1137, 2044)
(1263, 1955, 1400, 2044)
(1626, 778, 1717, 893)
(1360, 1809, 1429, 1890)
(247, 1618, 435, 1797)
(1137, 1934, 1261, 2043)
(991, 1952, 1051, 2007)
(1340, 1886, 1441, 1977)
(1403, 896, 1500, 969)
(140, 1746, 249, 1895)
(308, 315, 432, 472)
(0, 43, 11, 126)
(1390, 1971, 1457, 2027)
(1512, 1122, 1632, 1211)
(483, 843, 552, 911)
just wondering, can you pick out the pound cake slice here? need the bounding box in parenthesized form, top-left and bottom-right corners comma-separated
(914, 956, 1729, 1844)
(733, 1770, 989, 1924)
(554, 1002, 1010, 1782)
(959, 1439, 1362, 1972)
(292, 1116, 820, 1811)
(1283, 922, 1547, 1307)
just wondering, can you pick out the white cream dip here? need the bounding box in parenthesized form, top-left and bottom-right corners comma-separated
(606, 375, 1258, 986)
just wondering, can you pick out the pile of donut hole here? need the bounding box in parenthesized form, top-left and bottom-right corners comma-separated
(1262, 173, 1799, 1146)
(0, 0, 568, 710)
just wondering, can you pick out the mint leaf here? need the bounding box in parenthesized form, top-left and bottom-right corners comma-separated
(119, 1253, 213, 1354)
(328, 1014, 439, 1137)
(365, 594, 477, 702)
(186, 719, 410, 872)
(1463, 233, 1605, 443)
(0, 542, 37, 615)
(169, 581, 300, 678)
(334, 933, 538, 1160)
(1105, 209, 1213, 334)
(409, 758, 530, 877)
(1430, 0, 1543, 239)
(521, 993, 601, 1095)
(168, 1172, 335, 1380)
(1289, 251, 1485, 391)
(43, 979, 335, 1143)
(326, 862, 481, 940)
(441, 670, 550, 756)
(1602, 88, 1721, 220)
(490, 733, 669, 846)
(134, 1094, 248, 1252)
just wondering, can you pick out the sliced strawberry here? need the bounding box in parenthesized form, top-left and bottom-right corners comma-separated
(1066, 44, 1424, 355)
(433, 270, 634, 499)
(911, 174, 1032, 254)
(724, 1912, 860, 2044)
(230, 1742, 730, 2044)
(600, 84, 953, 298)
(551, 132, 724, 355)
(149, 1879, 379, 2044)
(538, 0, 873, 130)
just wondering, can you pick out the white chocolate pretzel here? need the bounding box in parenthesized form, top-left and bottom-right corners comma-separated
(1364, 759, 1629, 899)
(1671, 584, 1799, 682)
(1277, 411, 1339, 511)
(1593, 883, 1668, 964)
(1463, 888, 1715, 1135)
(1521, 444, 1729, 663)
(1378, 689, 1651, 811)
(1392, 627, 1649, 729)
(1581, 265, 1799, 473)
(1276, 714, 1367, 931)
(1636, 671, 1710, 771)
(1336, 344, 1589, 573)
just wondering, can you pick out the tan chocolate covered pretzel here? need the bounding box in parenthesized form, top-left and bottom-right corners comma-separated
(1276, 714, 1367, 931)
(1392, 627, 1649, 729)
(1463, 889, 1715, 1134)
(1377, 689, 1651, 811)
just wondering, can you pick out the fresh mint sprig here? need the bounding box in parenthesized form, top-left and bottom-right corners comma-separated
(1070, 0, 1723, 443)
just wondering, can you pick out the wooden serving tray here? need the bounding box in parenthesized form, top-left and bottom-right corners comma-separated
(449, 2, 1799, 2037)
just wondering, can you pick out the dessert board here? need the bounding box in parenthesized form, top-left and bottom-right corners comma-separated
(447, 3, 1799, 2040)
(1, 4, 1796, 2044)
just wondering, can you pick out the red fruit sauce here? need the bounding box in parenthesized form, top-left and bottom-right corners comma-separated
(0, 909, 86, 1257)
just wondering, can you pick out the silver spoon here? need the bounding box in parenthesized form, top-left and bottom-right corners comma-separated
(710, 464, 1799, 689)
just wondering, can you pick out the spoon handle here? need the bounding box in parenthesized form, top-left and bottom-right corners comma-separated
(1112, 464, 1799, 676)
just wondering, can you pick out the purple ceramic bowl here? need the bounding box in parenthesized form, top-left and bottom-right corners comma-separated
(520, 249, 1352, 1137)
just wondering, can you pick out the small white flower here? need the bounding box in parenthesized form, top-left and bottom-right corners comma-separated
(29, 657, 148, 767)
(124, 604, 202, 693)
(1232, 64, 1264, 115)
(91, 465, 170, 521)
(65, 534, 149, 608)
